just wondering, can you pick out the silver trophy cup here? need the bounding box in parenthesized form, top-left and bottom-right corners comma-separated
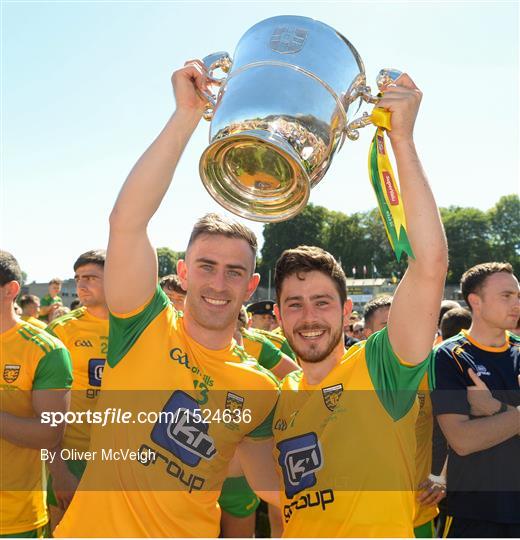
(199, 15, 399, 222)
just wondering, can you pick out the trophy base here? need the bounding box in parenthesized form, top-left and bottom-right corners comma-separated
(199, 130, 310, 223)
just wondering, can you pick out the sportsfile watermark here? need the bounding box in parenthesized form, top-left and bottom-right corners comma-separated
(40, 406, 253, 428)
(1, 389, 518, 492)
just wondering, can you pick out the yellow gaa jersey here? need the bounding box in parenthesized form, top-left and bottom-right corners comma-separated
(258, 327, 296, 359)
(47, 307, 109, 451)
(54, 287, 279, 538)
(241, 328, 284, 370)
(414, 372, 438, 528)
(273, 328, 430, 538)
(20, 315, 47, 330)
(0, 321, 72, 535)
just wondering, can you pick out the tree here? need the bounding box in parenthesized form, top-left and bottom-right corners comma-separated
(440, 206, 492, 283)
(156, 247, 185, 278)
(487, 194, 520, 274)
(259, 204, 329, 285)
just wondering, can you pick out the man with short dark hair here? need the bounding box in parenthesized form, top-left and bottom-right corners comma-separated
(159, 273, 186, 311)
(270, 72, 449, 537)
(19, 294, 47, 329)
(432, 262, 520, 538)
(439, 307, 472, 340)
(54, 61, 279, 538)
(45, 249, 109, 531)
(363, 295, 393, 337)
(0, 251, 72, 537)
(434, 300, 462, 345)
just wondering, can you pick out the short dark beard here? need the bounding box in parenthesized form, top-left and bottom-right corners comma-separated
(286, 319, 344, 364)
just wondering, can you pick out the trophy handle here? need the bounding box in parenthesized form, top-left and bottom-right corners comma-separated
(201, 52, 233, 121)
(344, 68, 403, 141)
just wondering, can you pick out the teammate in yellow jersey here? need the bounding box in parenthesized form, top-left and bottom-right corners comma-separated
(54, 60, 280, 538)
(217, 307, 299, 538)
(18, 295, 47, 330)
(0, 251, 72, 538)
(364, 296, 445, 538)
(45, 249, 109, 532)
(270, 73, 449, 538)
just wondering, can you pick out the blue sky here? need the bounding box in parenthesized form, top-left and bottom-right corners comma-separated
(2, 1, 518, 282)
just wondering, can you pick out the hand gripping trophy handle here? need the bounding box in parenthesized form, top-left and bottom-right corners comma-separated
(199, 52, 233, 121)
(344, 68, 403, 141)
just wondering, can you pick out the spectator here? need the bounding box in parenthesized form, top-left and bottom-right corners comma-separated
(440, 307, 472, 340)
(432, 262, 520, 538)
(39, 278, 63, 322)
(18, 294, 47, 329)
(246, 300, 277, 332)
(159, 274, 186, 312)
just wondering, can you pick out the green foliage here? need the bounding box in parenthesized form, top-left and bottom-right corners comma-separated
(488, 194, 520, 274)
(259, 195, 519, 285)
(156, 247, 185, 278)
(259, 204, 329, 284)
(440, 206, 492, 283)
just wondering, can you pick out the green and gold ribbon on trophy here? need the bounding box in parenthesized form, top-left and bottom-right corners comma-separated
(367, 107, 414, 261)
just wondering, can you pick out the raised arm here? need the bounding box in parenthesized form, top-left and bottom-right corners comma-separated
(105, 61, 208, 313)
(381, 75, 449, 364)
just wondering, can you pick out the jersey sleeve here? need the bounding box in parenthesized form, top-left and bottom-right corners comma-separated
(40, 295, 52, 307)
(280, 339, 296, 360)
(246, 402, 276, 439)
(258, 337, 283, 370)
(365, 327, 431, 421)
(430, 345, 471, 416)
(33, 347, 73, 390)
(107, 285, 170, 368)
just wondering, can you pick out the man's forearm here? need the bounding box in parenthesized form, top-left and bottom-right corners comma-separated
(443, 407, 520, 456)
(110, 108, 202, 231)
(0, 412, 64, 449)
(392, 139, 447, 272)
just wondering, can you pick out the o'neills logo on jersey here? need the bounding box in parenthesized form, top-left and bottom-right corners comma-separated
(74, 339, 93, 347)
(225, 392, 244, 413)
(322, 383, 343, 411)
(377, 135, 385, 155)
(382, 172, 399, 205)
(3, 364, 20, 383)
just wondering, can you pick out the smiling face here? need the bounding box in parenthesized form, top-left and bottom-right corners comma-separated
(469, 272, 520, 331)
(177, 234, 259, 335)
(276, 270, 350, 363)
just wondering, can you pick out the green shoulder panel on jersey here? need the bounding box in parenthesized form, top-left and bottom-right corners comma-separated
(252, 328, 285, 347)
(365, 327, 431, 421)
(280, 339, 296, 360)
(241, 329, 282, 370)
(33, 347, 73, 390)
(251, 328, 296, 360)
(246, 403, 276, 439)
(18, 323, 61, 355)
(46, 307, 87, 336)
(107, 285, 170, 368)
